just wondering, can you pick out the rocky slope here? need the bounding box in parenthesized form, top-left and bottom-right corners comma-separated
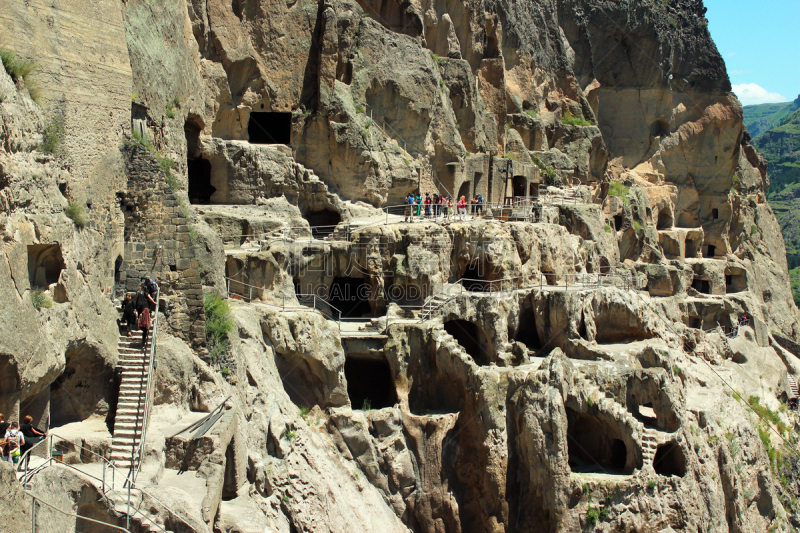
(2, 0, 800, 532)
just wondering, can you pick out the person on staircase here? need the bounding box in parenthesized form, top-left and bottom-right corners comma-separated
(19, 415, 46, 470)
(144, 276, 158, 312)
(138, 305, 151, 353)
(0, 414, 8, 437)
(135, 282, 156, 316)
(120, 293, 137, 337)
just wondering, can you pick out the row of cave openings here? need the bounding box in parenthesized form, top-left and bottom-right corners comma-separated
(184, 111, 294, 205)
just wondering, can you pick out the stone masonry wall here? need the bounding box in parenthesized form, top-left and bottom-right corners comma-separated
(119, 143, 206, 350)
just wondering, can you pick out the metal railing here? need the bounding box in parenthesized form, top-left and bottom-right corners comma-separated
(225, 277, 342, 330)
(126, 288, 159, 486)
(25, 490, 132, 533)
(19, 432, 195, 532)
(419, 270, 641, 321)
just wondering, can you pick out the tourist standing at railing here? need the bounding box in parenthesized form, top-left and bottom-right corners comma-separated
(404, 193, 414, 222)
(443, 197, 451, 220)
(470, 196, 478, 218)
(457, 196, 467, 220)
(19, 415, 46, 470)
(415, 194, 422, 218)
(476, 194, 484, 216)
(424, 193, 432, 218)
(3, 421, 24, 464)
(120, 293, 137, 337)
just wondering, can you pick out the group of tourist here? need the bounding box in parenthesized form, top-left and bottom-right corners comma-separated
(1, 414, 46, 467)
(119, 276, 158, 351)
(403, 193, 485, 222)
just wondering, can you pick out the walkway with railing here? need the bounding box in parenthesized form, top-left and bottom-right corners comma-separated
(17, 432, 195, 532)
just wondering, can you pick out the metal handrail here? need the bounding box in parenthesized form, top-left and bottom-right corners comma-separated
(225, 277, 342, 330)
(26, 433, 195, 532)
(125, 287, 159, 486)
(24, 490, 132, 533)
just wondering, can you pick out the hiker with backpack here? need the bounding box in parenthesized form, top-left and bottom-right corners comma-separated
(4, 421, 24, 464)
(144, 276, 158, 311)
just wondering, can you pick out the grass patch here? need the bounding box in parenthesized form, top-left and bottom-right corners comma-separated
(285, 430, 297, 440)
(0, 49, 38, 99)
(362, 399, 372, 411)
(31, 288, 53, 310)
(586, 506, 609, 525)
(299, 406, 310, 419)
(531, 155, 560, 186)
(205, 292, 234, 363)
(633, 220, 643, 232)
(64, 201, 86, 228)
(39, 119, 66, 155)
(524, 109, 538, 119)
(562, 110, 592, 126)
(604, 224, 612, 233)
(608, 181, 630, 198)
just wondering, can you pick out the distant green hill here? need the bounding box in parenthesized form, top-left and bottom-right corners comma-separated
(744, 96, 800, 137)
(757, 97, 800, 303)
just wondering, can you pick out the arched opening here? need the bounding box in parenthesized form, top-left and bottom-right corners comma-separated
(51, 343, 117, 432)
(345, 356, 397, 410)
(565, 407, 635, 474)
(463, 261, 489, 292)
(188, 157, 215, 204)
(457, 181, 471, 204)
(515, 306, 541, 351)
(304, 209, 341, 238)
(652, 442, 686, 477)
(248, 112, 291, 144)
(649, 118, 670, 138)
(613, 215, 623, 231)
(656, 210, 672, 230)
(691, 277, 711, 294)
(484, 32, 499, 59)
(28, 244, 64, 288)
(444, 319, 489, 365)
(328, 277, 372, 318)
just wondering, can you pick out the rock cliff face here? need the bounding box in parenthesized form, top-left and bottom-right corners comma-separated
(3, 0, 800, 532)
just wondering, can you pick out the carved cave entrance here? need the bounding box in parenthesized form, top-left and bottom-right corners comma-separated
(28, 244, 64, 288)
(566, 407, 634, 475)
(515, 306, 542, 351)
(653, 442, 686, 477)
(345, 356, 397, 410)
(188, 157, 215, 204)
(457, 182, 471, 204)
(329, 277, 372, 318)
(657, 210, 672, 230)
(444, 319, 490, 365)
(248, 112, 291, 145)
(725, 267, 747, 293)
(691, 277, 711, 295)
(463, 261, 490, 292)
(304, 209, 341, 238)
(613, 215, 623, 231)
(512, 176, 526, 199)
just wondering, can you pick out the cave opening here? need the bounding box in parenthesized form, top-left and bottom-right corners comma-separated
(566, 407, 634, 474)
(222, 440, 238, 501)
(712, 208, 719, 220)
(541, 269, 557, 286)
(687, 316, 702, 329)
(691, 278, 711, 295)
(345, 356, 397, 410)
(725, 268, 747, 293)
(685, 238, 700, 259)
(444, 319, 489, 365)
(457, 181, 471, 205)
(650, 118, 670, 138)
(614, 215, 623, 231)
(657, 210, 672, 230)
(50, 343, 117, 432)
(329, 277, 372, 318)
(652, 442, 686, 477)
(248, 112, 291, 144)
(304, 209, 341, 238)
(512, 176, 526, 199)
(463, 261, 490, 292)
(515, 306, 542, 351)
(188, 157, 215, 204)
(703, 244, 716, 258)
(28, 244, 64, 288)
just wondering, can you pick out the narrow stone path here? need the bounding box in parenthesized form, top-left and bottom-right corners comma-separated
(110, 329, 149, 472)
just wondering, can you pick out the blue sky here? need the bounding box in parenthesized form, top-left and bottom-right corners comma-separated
(704, 0, 799, 105)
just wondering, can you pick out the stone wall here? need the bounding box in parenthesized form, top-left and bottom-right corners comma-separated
(120, 143, 206, 350)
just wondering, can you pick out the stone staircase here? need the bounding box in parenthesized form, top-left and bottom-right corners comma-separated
(641, 428, 660, 465)
(110, 330, 150, 471)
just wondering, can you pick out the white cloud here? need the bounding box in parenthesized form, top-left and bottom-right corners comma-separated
(727, 52, 737, 58)
(732, 83, 787, 106)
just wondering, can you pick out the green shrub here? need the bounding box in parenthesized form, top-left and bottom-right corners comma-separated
(285, 430, 297, 440)
(562, 110, 592, 126)
(524, 109, 538, 119)
(604, 224, 612, 233)
(220, 367, 230, 376)
(205, 292, 234, 363)
(586, 506, 608, 525)
(633, 220, 643, 232)
(299, 405, 310, 419)
(39, 119, 66, 155)
(65, 202, 86, 228)
(0, 49, 36, 86)
(607, 181, 630, 199)
(166, 106, 176, 119)
(130, 131, 179, 188)
(362, 399, 372, 411)
(531, 155, 560, 187)
(647, 480, 656, 490)
(31, 288, 53, 310)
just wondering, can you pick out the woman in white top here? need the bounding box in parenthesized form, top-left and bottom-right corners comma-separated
(4, 421, 24, 463)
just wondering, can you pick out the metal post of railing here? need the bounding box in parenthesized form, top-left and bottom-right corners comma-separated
(249, 286, 252, 303)
(31, 495, 36, 532)
(126, 483, 131, 530)
(226, 278, 231, 298)
(103, 460, 106, 494)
